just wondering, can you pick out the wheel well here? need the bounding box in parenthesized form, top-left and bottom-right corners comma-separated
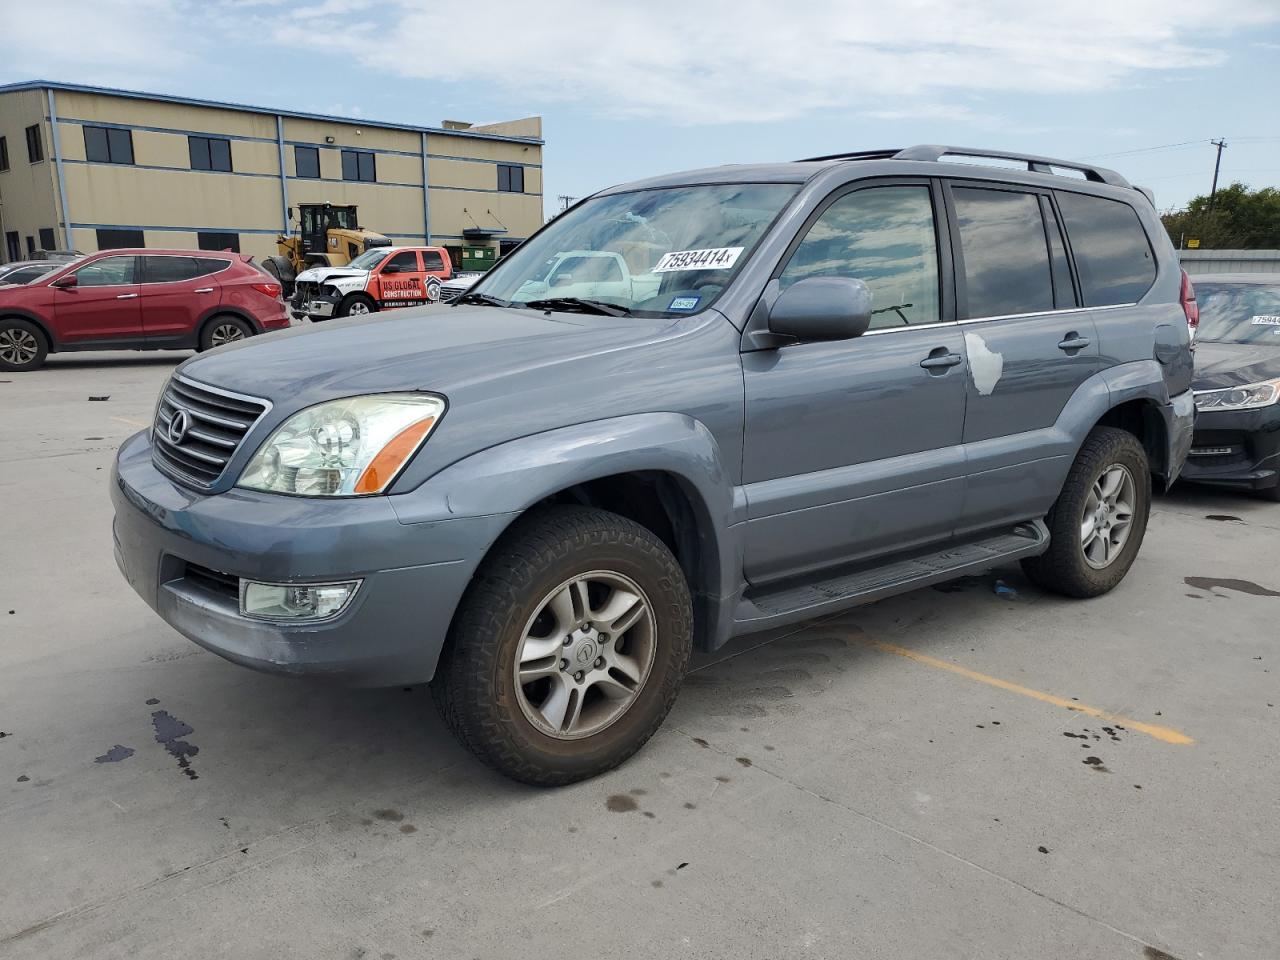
(1096, 399, 1168, 476)
(0, 314, 55, 351)
(535, 472, 714, 650)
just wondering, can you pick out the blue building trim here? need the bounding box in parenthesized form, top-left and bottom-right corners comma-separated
(47, 89, 73, 250)
(2, 80, 543, 146)
(421, 131, 430, 247)
(275, 115, 290, 234)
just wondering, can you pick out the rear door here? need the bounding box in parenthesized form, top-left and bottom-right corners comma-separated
(943, 182, 1100, 535)
(139, 255, 222, 344)
(53, 255, 142, 343)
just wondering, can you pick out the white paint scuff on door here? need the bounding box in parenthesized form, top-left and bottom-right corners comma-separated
(964, 332, 1004, 396)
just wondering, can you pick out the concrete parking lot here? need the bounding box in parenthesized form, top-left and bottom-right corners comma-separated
(2, 351, 1278, 960)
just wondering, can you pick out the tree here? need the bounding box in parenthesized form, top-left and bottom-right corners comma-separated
(1161, 183, 1280, 249)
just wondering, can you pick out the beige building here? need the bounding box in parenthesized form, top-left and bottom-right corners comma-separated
(0, 80, 543, 269)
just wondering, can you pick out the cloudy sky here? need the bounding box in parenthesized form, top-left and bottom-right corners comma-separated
(4, 0, 1278, 215)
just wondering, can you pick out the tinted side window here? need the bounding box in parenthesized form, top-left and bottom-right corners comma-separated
(193, 257, 232, 277)
(76, 256, 136, 286)
(422, 251, 445, 271)
(1056, 192, 1156, 306)
(779, 185, 940, 329)
(952, 187, 1054, 318)
(1042, 197, 1077, 309)
(142, 256, 199, 283)
(385, 251, 418, 272)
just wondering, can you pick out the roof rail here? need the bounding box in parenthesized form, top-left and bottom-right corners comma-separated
(797, 149, 901, 163)
(891, 145, 1131, 188)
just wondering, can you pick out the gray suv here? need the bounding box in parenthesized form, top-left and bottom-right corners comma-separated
(112, 145, 1195, 785)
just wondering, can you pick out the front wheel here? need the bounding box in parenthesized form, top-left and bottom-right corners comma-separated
(337, 294, 376, 317)
(432, 506, 693, 786)
(1021, 426, 1151, 598)
(0, 319, 48, 372)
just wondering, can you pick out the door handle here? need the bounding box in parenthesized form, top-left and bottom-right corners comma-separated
(920, 349, 963, 371)
(116, 293, 138, 300)
(194, 287, 214, 294)
(1058, 333, 1091, 352)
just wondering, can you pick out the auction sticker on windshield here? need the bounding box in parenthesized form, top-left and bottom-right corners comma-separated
(1251, 315, 1280, 325)
(651, 247, 744, 273)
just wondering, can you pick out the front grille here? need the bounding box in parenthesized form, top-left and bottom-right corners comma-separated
(438, 286, 464, 303)
(152, 375, 269, 488)
(183, 561, 240, 602)
(294, 280, 319, 301)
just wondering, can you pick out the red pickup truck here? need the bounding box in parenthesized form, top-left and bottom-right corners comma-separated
(290, 245, 454, 320)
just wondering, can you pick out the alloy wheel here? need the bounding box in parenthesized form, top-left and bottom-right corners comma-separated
(0, 328, 39, 365)
(513, 570, 656, 739)
(1080, 463, 1136, 569)
(210, 323, 246, 347)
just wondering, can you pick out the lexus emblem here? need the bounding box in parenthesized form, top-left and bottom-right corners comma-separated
(168, 408, 192, 445)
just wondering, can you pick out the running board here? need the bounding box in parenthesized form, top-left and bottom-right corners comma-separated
(733, 520, 1049, 632)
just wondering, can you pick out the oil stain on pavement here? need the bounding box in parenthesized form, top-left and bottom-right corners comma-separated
(94, 745, 135, 763)
(150, 710, 199, 780)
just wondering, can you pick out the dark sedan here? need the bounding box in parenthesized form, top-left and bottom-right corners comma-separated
(1183, 273, 1280, 500)
(0, 261, 63, 285)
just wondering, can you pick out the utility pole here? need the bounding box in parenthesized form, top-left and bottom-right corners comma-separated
(557, 195, 578, 212)
(1208, 139, 1227, 210)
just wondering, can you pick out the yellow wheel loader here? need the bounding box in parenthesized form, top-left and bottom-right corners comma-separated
(262, 203, 391, 297)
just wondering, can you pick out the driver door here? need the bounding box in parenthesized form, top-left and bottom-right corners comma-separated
(53, 254, 143, 344)
(740, 181, 969, 585)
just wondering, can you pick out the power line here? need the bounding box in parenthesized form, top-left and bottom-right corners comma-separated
(1076, 140, 1209, 161)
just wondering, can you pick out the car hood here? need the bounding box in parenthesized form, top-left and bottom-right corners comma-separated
(1192, 340, 1280, 390)
(176, 304, 680, 408)
(294, 266, 369, 284)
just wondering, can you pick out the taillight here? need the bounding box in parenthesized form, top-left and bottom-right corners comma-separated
(1179, 269, 1198, 336)
(251, 281, 282, 300)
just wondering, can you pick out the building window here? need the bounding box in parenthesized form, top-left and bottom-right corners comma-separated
(5, 232, 19, 263)
(0, 136, 9, 171)
(25, 124, 43, 163)
(26, 236, 36, 256)
(197, 231, 240, 253)
(497, 164, 524, 193)
(341, 150, 375, 182)
(38, 228, 56, 250)
(295, 145, 320, 179)
(189, 136, 233, 172)
(96, 228, 145, 250)
(83, 126, 135, 165)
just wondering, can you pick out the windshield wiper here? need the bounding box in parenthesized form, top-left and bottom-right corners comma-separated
(453, 291, 511, 308)
(521, 297, 632, 317)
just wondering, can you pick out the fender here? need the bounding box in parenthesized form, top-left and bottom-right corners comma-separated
(390, 412, 744, 649)
(0, 307, 59, 350)
(195, 304, 263, 335)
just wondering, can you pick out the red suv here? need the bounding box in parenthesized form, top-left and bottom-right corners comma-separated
(0, 248, 290, 372)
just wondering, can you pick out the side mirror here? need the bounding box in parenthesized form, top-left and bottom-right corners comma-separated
(382, 264, 400, 274)
(52, 273, 78, 289)
(768, 276, 872, 342)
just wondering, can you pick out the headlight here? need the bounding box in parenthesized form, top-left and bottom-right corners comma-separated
(239, 393, 444, 496)
(1194, 378, 1280, 412)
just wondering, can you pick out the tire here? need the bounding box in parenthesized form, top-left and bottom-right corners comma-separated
(337, 294, 376, 318)
(0, 318, 49, 372)
(198, 315, 254, 351)
(1021, 426, 1152, 598)
(261, 257, 294, 299)
(432, 505, 693, 786)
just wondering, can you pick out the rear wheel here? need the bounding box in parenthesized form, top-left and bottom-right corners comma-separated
(199, 315, 253, 351)
(0, 319, 49, 372)
(1022, 426, 1151, 598)
(338, 293, 376, 317)
(432, 506, 693, 786)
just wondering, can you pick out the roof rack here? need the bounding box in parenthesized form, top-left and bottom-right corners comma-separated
(799, 144, 1131, 189)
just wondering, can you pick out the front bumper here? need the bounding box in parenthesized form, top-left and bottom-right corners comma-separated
(289, 289, 339, 321)
(1179, 405, 1280, 491)
(111, 431, 516, 686)
(1160, 388, 1197, 489)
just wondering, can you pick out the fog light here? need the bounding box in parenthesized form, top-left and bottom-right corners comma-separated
(239, 579, 360, 621)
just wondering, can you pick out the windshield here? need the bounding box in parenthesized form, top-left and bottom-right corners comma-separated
(470, 183, 799, 316)
(345, 249, 390, 271)
(1195, 281, 1280, 344)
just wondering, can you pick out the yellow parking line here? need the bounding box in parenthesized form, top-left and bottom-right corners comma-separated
(111, 416, 147, 428)
(860, 637, 1194, 745)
